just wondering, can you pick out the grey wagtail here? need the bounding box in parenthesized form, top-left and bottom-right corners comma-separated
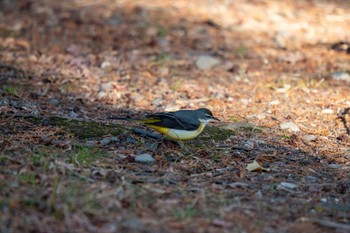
(110, 108, 220, 140)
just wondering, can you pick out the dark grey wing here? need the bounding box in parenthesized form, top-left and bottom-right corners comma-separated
(144, 112, 200, 130)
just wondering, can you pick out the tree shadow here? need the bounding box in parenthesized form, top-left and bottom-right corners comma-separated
(1, 1, 349, 233)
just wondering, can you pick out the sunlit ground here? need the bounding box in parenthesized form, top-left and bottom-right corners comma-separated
(1, 0, 350, 232)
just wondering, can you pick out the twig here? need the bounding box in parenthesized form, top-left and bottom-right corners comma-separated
(190, 167, 236, 177)
(300, 217, 350, 231)
(337, 107, 350, 135)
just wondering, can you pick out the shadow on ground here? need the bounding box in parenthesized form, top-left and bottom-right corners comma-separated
(1, 1, 350, 233)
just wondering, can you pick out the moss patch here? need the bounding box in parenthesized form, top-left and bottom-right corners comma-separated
(24, 116, 127, 139)
(202, 126, 235, 141)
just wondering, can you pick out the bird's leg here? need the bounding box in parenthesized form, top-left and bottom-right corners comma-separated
(176, 140, 192, 155)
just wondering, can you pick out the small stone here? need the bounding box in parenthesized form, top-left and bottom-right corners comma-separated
(321, 109, 334, 114)
(100, 137, 112, 146)
(254, 113, 266, 119)
(332, 71, 350, 82)
(135, 153, 155, 164)
(111, 136, 119, 142)
(71, 141, 83, 147)
(269, 100, 280, 105)
(195, 55, 220, 70)
(275, 84, 291, 93)
(158, 66, 169, 76)
(223, 61, 239, 72)
(51, 139, 71, 147)
(254, 190, 263, 199)
(68, 111, 79, 118)
(303, 135, 316, 141)
(108, 15, 122, 26)
(100, 82, 114, 92)
(328, 163, 341, 169)
(126, 136, 136, 144)
(118, 154, 127, 159)
(212, 219, 233, 228)
(303, 175, 318, 182)
(97, 91, 107, 98)
(251, 139, 265, 145)
(10, 100, 20, 108)
(280, 121, 300, 132)
(240, 98, 252, 104)
(48, 98, 59, 106)
(242, 140, 254, 150)
(121, 218, 144, 231)
(21, 101, 37, 111)
(279, 182, 298, 189)
(275, 30, 290, 48)
(164, 105, 179, 112)
(84, 140, 98, 147)
(40, 136, 51, 143)
(101, 61, 112, 69)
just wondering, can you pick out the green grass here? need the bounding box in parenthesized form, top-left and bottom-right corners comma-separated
(230, 115, 241, 122)
(235, 45, 248, 59)
(32, 145, 105, 169)
(157, 25, 168, 37)
(0, 156, 7, 165)
(17, 173, 36, 185)
(210, 153, 224, 161)
(171, 79, 184, 91)
(175, 205, 198, 220)
(3, 85, 22, 96)
(153, 52, 172, 63)
(69, 147, 103, 167)
(31, 145, 61, 170)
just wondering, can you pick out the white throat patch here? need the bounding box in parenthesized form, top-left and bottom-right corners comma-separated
(199, 118, 211, 125)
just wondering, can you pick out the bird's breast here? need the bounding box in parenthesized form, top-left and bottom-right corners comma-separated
(164, 122, 206, 140)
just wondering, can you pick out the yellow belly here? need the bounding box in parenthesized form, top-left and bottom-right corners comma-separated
(146, 123, 206, 140)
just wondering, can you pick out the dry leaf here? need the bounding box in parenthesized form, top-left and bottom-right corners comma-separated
(246, 160, 270, 172)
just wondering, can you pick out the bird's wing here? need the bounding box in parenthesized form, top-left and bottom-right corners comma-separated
(140, 112, 199, 131)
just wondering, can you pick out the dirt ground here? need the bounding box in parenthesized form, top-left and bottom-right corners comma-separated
(1, 0, 350, 232)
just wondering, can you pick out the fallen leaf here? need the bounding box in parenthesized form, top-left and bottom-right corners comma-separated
(246, 160, 270, 172)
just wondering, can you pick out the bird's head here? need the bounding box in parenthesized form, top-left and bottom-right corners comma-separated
(197, 108, 220, 124)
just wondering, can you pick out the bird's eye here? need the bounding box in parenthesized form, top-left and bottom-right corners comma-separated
(205, 114, 212, 118)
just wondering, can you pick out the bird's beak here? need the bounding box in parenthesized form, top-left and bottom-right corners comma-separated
(212, 116, 220, 121)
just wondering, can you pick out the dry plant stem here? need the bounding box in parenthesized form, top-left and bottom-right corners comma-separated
(337, 107, 350, 135)
(300, 218, 350, 231)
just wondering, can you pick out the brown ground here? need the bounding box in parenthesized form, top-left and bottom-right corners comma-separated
(1, 0, 350, 232)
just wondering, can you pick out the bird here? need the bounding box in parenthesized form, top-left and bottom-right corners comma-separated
(110, 108, 220, 140)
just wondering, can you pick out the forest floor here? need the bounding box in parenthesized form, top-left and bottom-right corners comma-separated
(1, 0, 350, 232)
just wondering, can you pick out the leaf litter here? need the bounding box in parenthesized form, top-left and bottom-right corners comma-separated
(1, 0, 350, 233)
